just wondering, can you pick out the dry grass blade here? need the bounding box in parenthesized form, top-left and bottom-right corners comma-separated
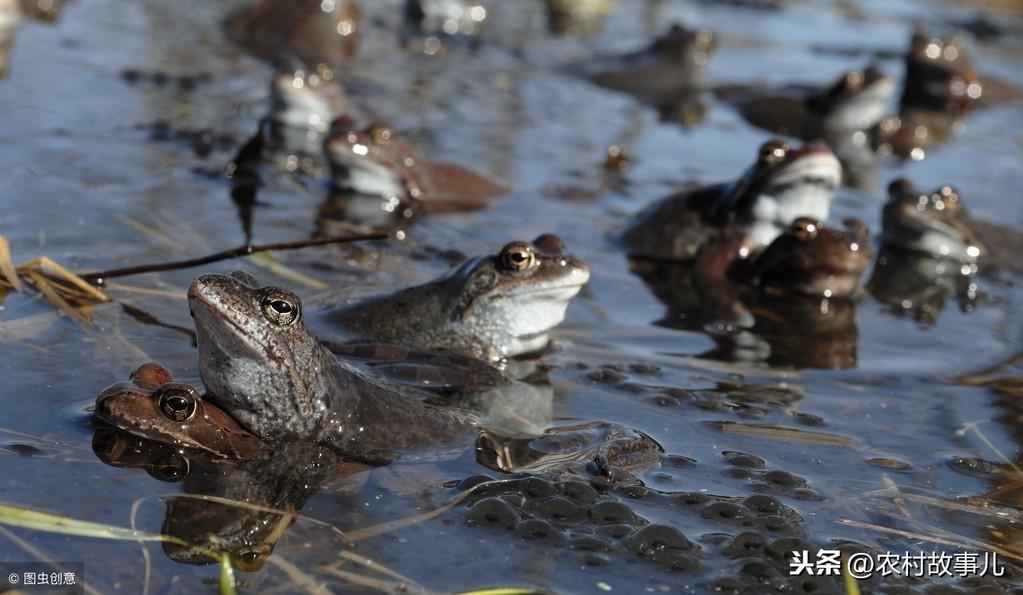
(19, 257, 108, 302)
(23, 271, 90, 326)
(0, 234, 23, 291)
(248, 252, 329, 290)
(337, 550, 417, 585)
(707, 421, 860, 447)
(266, 555, 334, 595)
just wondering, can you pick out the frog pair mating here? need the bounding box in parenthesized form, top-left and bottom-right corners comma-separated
(617, 140, 859, 284)
(94, 237, 655, 470)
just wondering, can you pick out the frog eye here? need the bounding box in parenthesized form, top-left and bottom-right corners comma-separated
(936, 186, 961, 210)
(843, 71, 863, 90)
(260, 290, 301, 326)
(499, 242, 537, 272)
(758, 139, 788, 164)
(790, 218, 820, 241)
(370, 124, 394, 145)
(156, 384, 198, 422)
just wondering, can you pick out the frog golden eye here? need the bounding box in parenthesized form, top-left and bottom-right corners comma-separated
(499, 242, 537, 272)
(758, 139, 788, 164)
(790, 218, 820, 241)
(371, 125, 394, 145)
(156, 385, 198, 422)
(261, 291, 301, 326)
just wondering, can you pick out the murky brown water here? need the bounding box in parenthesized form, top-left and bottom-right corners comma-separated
(2, 0, 1023, 593)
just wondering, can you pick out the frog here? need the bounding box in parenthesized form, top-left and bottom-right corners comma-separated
(323, 118, 511, 215)
(621, 139, 841, 263)
(880, 178, 985, 265)
(188, 271, 478, 463)
(266, 67, 349, 154)
(575, 22, 715, 105)
(573, 22, 715, 125)
(186, 271, 661, 470)
(636, 218, 871, 369)
(876, 32, 1019, 159)
(883, 178, 1023, 275)
(94, 363, 264, 460)
(223, 0, 361, 71)
(315, 234, 591, 363)
(733, 217, 873, 299)
(718, 65, 896, 141)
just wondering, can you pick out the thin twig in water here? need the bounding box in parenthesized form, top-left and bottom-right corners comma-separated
(80, 233, 389, 285)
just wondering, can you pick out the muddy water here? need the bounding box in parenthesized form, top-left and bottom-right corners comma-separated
(2, 0, 1023, 593)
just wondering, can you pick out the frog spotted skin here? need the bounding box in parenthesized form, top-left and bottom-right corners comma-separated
(322, 234, 591, 362)
(94, 363, 264, 459)
(881, 178, 983, 264)
(188, 272, 477, 464)
(621, 139, 841, 262)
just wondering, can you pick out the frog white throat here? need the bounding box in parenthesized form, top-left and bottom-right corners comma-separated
(745, 152, 841, 247)
(329, 151, 408, 198)
(454, 280, 589, 359)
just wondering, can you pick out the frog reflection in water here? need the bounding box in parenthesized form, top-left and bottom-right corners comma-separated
(574, 22, 716, 125)
(323, 118, 511, 218)
(637, 218, 872, 369)
(92, 425, 356, 571)
(316, 234, 591, 363)
(621, 139, 841, 263)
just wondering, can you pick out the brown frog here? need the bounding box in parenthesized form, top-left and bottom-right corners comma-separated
(95, 363, 264, 460)
(324, 118, 511, 214)
(636, 218, 871, 369)
(880, 178, 1023, 278)
(734, 217, 873, 299)
(877, 32, 1018, 159)
(621, 139, 841, 263)
(223, 0, 361, 71)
